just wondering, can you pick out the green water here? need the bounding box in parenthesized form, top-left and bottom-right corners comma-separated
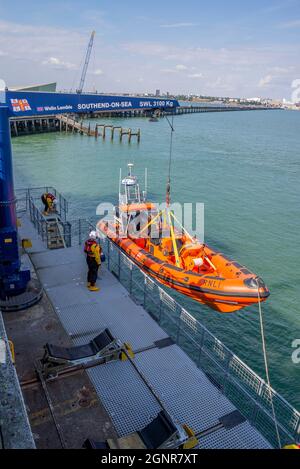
(12, 110, 300, 409)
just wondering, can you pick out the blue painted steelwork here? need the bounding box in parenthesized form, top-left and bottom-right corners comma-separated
(6, 90, 179, 118)
(0, 103, 30, 298)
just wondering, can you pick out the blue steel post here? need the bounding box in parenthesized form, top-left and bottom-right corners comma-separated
(0, 96, 30, 298)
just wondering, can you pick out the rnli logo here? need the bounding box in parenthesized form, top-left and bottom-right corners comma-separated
(10, 98, 31, 112)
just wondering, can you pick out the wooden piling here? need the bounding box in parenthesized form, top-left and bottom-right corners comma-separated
(111, 126, 122, 140)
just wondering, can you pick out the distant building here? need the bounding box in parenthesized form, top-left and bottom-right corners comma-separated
(245, 97, 262, 103)
(155, 89, 160, 97)
(9, 82, 57, 92)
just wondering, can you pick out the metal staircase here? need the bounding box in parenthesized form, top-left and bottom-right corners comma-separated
(46, 217, 67, 250)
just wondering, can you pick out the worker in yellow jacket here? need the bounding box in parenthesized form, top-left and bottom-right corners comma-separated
(84, 231, 102, 291)
(41, 192, 57, 215)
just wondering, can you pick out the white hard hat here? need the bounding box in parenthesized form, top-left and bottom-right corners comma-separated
(89, 230, 98, 240)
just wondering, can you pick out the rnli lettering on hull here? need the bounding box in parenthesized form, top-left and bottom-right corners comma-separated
(202, 278, 222, 289)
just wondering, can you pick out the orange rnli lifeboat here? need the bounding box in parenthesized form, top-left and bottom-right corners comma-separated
(98, 164, 270, 313)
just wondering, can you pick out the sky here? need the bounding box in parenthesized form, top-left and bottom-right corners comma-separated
(0, 0, 300, 99)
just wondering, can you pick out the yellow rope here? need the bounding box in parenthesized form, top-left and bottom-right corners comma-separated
(170, 210, 194, 243)
(138, 210, 163, 236)
(167, 210, 180, 267)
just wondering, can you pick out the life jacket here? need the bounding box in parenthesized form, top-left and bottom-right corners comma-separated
(45, 193, 55, 202)
(84, 239, 98, 256)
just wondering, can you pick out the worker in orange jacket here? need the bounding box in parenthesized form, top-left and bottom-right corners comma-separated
(84, 231, 102, 291)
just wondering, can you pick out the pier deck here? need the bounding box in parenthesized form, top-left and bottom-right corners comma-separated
(9, 105, 279, 137)
(8, 213, 273, 449)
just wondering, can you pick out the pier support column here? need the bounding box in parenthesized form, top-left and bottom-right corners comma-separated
(0, 104, 30, 298)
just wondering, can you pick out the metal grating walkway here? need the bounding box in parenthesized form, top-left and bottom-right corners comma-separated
(19, 214, 272, 448)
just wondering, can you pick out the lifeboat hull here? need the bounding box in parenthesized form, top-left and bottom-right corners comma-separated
(99, 221, 270, 314)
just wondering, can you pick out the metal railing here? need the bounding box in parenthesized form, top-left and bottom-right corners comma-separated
(15, 186, 68, 221)
(28, 196, 71, 249)
(27, 186, 68, 221)
(98, 236, 300, 449)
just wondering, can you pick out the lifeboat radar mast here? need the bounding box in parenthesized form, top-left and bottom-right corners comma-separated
(117, 163, 148, 236)
(119, 163, 147, 206)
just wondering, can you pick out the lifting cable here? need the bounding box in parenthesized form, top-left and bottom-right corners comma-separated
(165, 114, 175, 207)
(256, 282, 282, 448)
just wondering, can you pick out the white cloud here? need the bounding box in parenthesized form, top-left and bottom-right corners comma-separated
(270, 66, 292, 73)
(161, 68, 178, 74)
(42, 56, 77, 70)
(0, 19, 299, 99)
(175, 64, 188, 71)
(161, 64, 189, 74)
(258, 75, 273, 87)
(160, 22, 198, 28)
(187, 73, 203, 78)
(92, 68, 104, 76)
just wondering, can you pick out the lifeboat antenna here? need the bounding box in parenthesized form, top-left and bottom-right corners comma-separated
(143, 168, 148, 201)
(128, 162, 134, 176)
(119, 168, 122, 196)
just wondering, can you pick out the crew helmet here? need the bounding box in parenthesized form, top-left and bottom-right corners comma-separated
(89, 230, 98, 240)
